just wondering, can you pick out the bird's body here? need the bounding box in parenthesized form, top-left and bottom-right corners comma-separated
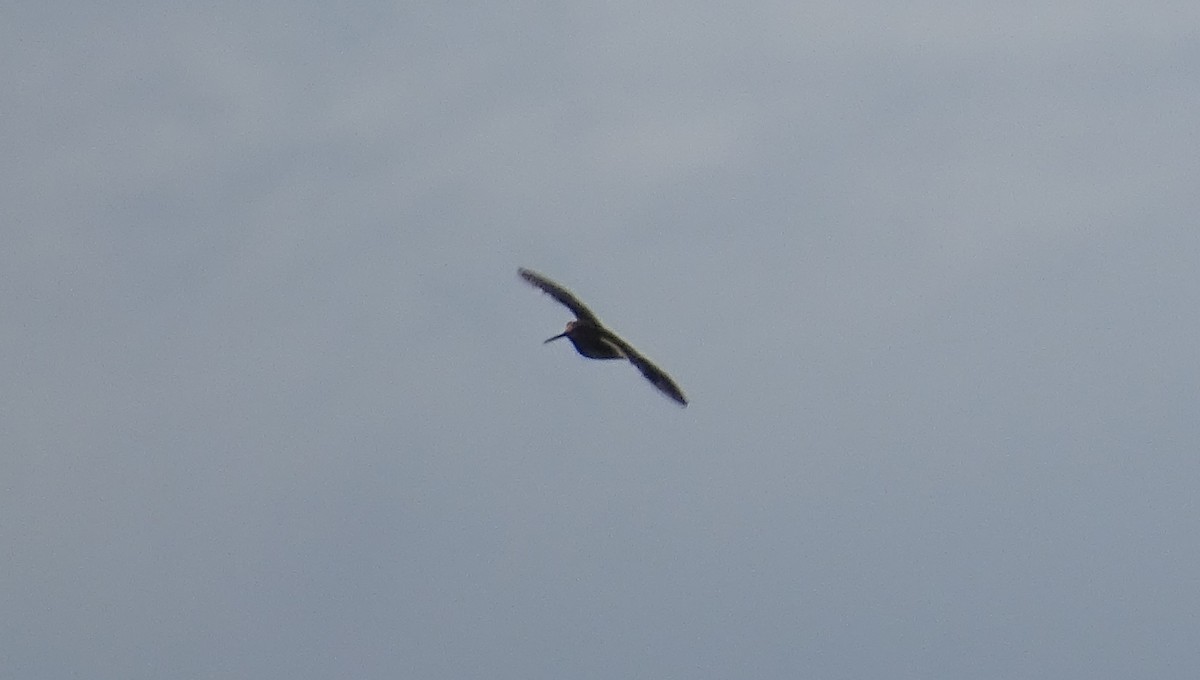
(518, 267, 688, 406)
(552, 321, 626, 360)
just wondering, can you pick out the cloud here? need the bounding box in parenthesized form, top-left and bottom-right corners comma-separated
(4, 3, 1199, 679)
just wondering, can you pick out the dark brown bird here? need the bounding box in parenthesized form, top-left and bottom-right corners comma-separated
(519, 267, 688, 406)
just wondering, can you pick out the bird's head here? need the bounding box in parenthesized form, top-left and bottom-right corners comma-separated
(543, 320, 577, 344)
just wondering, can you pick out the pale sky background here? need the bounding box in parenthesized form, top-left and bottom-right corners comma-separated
(4, 3, 1200, 679)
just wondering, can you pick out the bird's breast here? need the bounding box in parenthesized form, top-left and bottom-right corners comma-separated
(568, 334, 626, 360)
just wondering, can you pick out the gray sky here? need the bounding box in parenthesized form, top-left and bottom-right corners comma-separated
(4, 2, 1199, 678)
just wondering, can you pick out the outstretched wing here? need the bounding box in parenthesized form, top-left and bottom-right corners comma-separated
(518, 268, 600, 323)
(604, 330, 689, 407)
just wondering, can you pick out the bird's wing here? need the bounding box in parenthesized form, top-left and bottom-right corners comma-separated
(518, 268, 600, 323)
(604, 331, 689, 406)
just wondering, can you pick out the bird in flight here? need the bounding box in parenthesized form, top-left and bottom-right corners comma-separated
(518, 267, 688, 406)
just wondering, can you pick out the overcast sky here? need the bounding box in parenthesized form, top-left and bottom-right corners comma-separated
(4, 2, 1199, 679)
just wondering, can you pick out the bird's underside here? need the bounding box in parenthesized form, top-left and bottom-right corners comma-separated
(518, 267, 688, 406)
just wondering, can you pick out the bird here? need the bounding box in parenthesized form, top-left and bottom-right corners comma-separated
(518, 267, 688, 406)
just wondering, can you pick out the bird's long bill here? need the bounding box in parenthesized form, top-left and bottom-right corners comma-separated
(543, 332, 569, 344)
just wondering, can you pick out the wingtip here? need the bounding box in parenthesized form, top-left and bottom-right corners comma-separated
(517, 267, 545, 288)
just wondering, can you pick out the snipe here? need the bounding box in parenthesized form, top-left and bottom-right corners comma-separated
(519, 267, 688, 406)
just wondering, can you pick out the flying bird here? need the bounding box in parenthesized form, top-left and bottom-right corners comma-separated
(518, 267, 688, 406)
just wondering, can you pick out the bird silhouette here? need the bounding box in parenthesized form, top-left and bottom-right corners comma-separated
(518, 267, 688, 406)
